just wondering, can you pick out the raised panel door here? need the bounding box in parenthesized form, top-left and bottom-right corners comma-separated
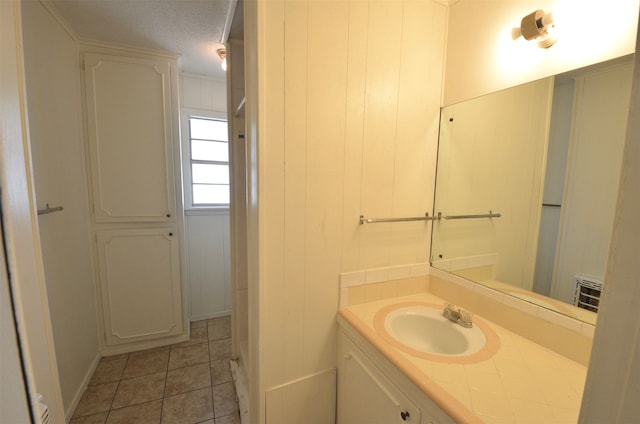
(84, 53, 176, 222)
(96, 228, 182, 345)
(338, 332, 421, 424)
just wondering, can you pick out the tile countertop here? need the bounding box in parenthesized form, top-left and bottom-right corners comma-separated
(338, 292, 587, 424)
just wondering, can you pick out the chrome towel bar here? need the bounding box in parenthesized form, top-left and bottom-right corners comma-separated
(359, 213, 437, 225)
(359, 211, 501, 225)
(37, 203, 64, 216)
(442, 210, 501, 220)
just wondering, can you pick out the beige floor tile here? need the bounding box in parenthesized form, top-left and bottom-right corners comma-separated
(209, 339, 231, 361)
(69, 412, 108, 424)
(89, 358, 126, 386)
(207, 324, 231, 341)
(192, 326, 210, 342)
(165, 362, 211, 397)
(73, 382, 118, 418)
(112, 372, 166, 409)
(73, 316, 239, 423)
(99, 353, 129, 362)
(174, 326, 209, 348)
(128, 345, 170, 361)
(190, 319, 207, 329)
(215, 412, 240, 424)
(210, 359, 232, 385)
(161, 387, 214, 424)
(122, 350, 169, 379)
(212, 382, 238, 418)
(106, 399, 162, 424)
(169, 342, 210, 369)
(207, 316, 230, 327)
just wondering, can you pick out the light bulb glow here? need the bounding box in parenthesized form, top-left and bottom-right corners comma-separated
(216, 48, 227, 72)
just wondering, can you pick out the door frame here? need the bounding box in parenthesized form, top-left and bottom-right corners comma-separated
(0, 0, 65, 421)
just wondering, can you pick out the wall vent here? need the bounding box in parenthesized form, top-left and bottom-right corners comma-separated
(573, 276, 603, 313)
(38, 393, 50, 424)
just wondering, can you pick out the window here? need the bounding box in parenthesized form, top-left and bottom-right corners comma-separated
(188, 117, 229, 206)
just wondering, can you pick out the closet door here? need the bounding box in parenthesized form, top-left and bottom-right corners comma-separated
(82, 49, 184, 348)
(96, 228, 182, 345)
(84, 53, 176, 222)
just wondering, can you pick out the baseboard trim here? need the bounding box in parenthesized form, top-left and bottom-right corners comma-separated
(100, 333, 190, 357)
(191, 310, 231, 322)
(230, 358, 250, 424)
(65, 352, 101, 422)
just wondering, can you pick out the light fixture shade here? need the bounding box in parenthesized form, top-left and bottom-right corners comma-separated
(520, 9, 547, 40)
(517, 9, 557, 48)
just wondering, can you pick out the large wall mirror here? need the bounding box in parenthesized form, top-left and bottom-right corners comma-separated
(431, 55, 634, 326)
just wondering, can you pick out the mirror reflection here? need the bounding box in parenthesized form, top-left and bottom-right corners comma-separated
(431, 56, 634, 325)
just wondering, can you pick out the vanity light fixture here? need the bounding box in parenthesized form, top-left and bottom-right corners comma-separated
(217, 48, 227, 71)
(512, 9, 557, 48)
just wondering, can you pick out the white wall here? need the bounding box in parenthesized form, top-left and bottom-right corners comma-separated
(186, 212, 231, 319)
(444, 0, 639, 105)
(182, 73, 227, 112)
(21, 0, 99, 415)
(250, 0, 447, 422)
(181, 73, 231, 320)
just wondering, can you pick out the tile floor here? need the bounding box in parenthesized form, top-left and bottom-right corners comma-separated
(70, 316, 240, 424)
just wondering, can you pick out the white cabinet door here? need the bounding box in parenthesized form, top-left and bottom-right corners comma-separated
(82, 48, 184, 349)
(96, 228, 182, 345)
(83, 52, 176, 222)
(338, 333, 421, 424)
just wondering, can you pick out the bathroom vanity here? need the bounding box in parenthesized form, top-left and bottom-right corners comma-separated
(337, 292, 587, 423)
(338, 328, 452, 424)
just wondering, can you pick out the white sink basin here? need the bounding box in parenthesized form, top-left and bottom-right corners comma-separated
(384, 306, 487, 357)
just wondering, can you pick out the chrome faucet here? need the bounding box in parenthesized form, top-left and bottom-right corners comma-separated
(443, 303, 473, 328)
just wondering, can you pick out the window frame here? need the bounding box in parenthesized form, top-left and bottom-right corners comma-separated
(181, 109, 230, 211)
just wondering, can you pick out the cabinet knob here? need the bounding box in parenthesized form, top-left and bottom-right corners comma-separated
(166, 213, 171, 218)
(400, 411, 410, 421)
(343, 353, 351, 360)
(169, 232, 173, 236)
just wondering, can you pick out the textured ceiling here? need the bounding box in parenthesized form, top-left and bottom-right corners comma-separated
(49, 0, 233, 79)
